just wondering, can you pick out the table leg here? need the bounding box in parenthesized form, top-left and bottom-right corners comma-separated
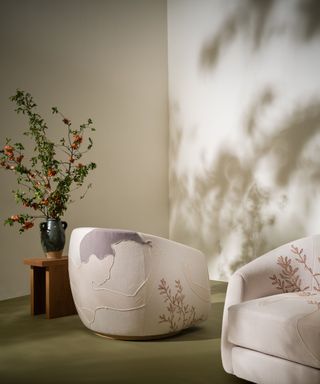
(30, 266, 46, 315)
(45, 264, 76, 319)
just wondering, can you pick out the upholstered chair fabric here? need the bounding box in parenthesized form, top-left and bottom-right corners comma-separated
(221, 234, 320, 384)
(68, 228, 210, 339)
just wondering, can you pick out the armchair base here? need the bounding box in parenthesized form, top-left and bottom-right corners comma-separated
(232, 347, 320, 384)
(94, 330, 181, 341)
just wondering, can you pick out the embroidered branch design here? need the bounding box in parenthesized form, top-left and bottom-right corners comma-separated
(270, 245, 320, 293)
(291, 245, 320, 292)
(158, 278, 204, 332)
(270, 255, 308, 292)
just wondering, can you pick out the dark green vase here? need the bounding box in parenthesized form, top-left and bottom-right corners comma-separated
(40, 219, 68, 259)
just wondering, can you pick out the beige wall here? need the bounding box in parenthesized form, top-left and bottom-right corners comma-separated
(168, 0, 320, 280)
(0, 0, 168, 300)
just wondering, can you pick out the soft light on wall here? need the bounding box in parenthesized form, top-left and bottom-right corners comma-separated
(168, 0, 320, 280)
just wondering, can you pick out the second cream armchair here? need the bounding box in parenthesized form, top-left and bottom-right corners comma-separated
(221, 234, 320, 384)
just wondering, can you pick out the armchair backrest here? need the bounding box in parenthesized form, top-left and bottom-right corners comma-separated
(234, 234, 320, 302)
(266, 234, 320, 294)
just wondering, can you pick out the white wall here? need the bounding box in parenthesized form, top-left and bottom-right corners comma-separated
(0, 0, 169, 300)
(168, 0, 320, 280)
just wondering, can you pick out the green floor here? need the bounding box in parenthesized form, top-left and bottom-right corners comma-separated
(0, 281, 248, 384)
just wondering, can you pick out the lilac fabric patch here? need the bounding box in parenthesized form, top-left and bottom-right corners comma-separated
(79, 229, 151, 263)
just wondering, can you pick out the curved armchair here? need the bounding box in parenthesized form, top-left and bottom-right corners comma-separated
(68, 227, 210, 339)
(221, 234, 320, 384)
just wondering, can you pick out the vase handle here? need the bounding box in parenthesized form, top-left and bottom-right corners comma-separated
(40, 222, 47, 231)
(62, 221, 68, 230)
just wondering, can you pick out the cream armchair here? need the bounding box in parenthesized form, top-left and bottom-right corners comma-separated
(221, 235, 320, 384)
(68, 227, 210, 339)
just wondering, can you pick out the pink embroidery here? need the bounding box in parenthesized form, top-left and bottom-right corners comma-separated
(158, 278, 204, 332)
(270, 255, 308, 292)
(290, 245, 320, 292)
(270, 245, 320, 293)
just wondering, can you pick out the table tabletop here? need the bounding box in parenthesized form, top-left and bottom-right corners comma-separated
(23, 256, 68, 267)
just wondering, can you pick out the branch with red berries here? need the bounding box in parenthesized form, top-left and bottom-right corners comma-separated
(0, 89, 97, 233)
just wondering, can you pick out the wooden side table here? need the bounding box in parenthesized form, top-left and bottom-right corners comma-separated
(23, 257, 77, 319)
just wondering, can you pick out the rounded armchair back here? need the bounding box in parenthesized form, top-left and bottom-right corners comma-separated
(68, 227, 210, 339)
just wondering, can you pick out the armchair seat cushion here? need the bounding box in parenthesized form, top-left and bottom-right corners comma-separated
(228, 292, 320, 369)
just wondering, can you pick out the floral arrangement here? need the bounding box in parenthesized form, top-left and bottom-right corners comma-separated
(0, 90, 97, 232)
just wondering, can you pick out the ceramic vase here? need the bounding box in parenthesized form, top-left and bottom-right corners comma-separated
(40, 218, 68, 259)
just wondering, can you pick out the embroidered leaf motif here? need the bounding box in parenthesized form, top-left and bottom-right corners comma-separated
(290, 245, 320, 291)
(269, 244, 320, 293)
(158, 278, 204, 332)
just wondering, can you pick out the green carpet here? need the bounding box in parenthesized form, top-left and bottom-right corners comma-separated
(0, 281, 248, 384)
